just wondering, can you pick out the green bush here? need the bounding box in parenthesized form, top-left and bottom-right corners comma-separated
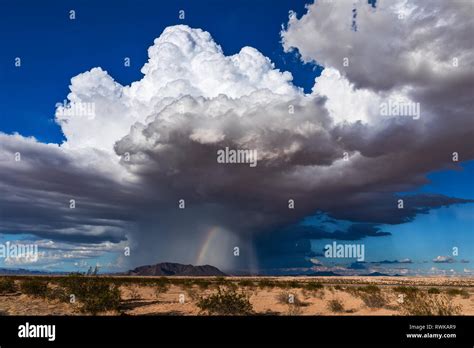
(61, 275, 121, 314)
(197, 288, 253, 315)
(428, 287, 440, 294)
(78, 280, 121, 314)
(0, 277, 17, 294)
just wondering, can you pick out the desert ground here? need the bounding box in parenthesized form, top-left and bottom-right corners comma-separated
(0, 275, 473, 316)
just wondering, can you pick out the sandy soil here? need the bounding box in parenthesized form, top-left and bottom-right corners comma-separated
(0, 276, 472, 316)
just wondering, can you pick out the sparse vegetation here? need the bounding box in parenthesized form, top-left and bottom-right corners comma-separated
(0, 277, 17, 294)
(305, 282, 324, 291)
(20, 278, 48, 298)
(0, 275, 472, 316)
(258, 279, 276, 289)
(285, 280, 300, 289)
(359, 292, 387, 308)
(446, 288, 469, 298)
(399, 292, 461, 316)
(393, 286, 419, 296)
(428, 287, 440, 294)
(238, 279, 256, 288)
(356, 285, 381, 294)
(194, 279, 211, 290)
(276, 292, 308, 307)
(197, 288, 253, 315)
(154, 277, 170, 296)
(347, 285, 386, 308)
(46, 286, 69, 302)
(328, 299, 344, 313)
(128, 285, 141, 300)
(61, 275, 121, 314)
(77, 280, 121, 314)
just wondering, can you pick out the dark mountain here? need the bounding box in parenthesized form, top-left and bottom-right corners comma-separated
(364, 272, 401, 277)
(126, 262, 227, 276)
(309, 271, 341, 276)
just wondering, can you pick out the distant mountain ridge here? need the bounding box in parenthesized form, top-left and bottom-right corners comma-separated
(126, 262, 227, 276)
(0, 268, 64, 275)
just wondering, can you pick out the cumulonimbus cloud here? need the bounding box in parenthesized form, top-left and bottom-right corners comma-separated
(1, 3, 473, 271)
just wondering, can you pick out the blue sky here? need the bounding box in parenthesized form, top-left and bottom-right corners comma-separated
(0, 0, 320, 144)
(0, 0, 472, 275)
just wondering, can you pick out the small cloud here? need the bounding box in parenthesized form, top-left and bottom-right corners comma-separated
(371, 259, 412, 264)
(309, 258, 322, 265)
(433, 256, 455, 263)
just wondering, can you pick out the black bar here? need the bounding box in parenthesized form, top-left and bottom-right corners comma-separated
(0, 316, 472, 346)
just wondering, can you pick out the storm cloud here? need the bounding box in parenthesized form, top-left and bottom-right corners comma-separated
(1, 1, 473, 272)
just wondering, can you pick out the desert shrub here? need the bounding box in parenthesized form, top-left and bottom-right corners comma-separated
(357, 285, 381, 293)
(0, 277, 17, 294)
(197, 288, 253, 315)
(238, 279, 256, 288)
(399, 292, 461, 316)
(346, 285, 385, 308)
(154, 277, 170, 295)
(393, 286, 418, 296)
(328, 299, 344, 313)
(276, 292, 307, 307)
(305, 282, 323, 291)
(78, 280, 121, 314)
(214, 276, 227, 286)
(333, 285, 342, 290)
(46, 286, 69, 302)
(194, 279, 211, 290)
(359, 292, 387, 308)
(285, 280, 300, 289)
(185, 288, 200, 301)
(287, 304, 303, 315)
(446, 288, 469, 298)
(61, 275, 121, 314)
(258, 279, 276, 289)
(20, 279, 48, 298)
(128, 285, 141, 300)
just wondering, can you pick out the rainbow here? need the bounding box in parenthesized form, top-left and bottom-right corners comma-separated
(195, 227, 220, 265)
